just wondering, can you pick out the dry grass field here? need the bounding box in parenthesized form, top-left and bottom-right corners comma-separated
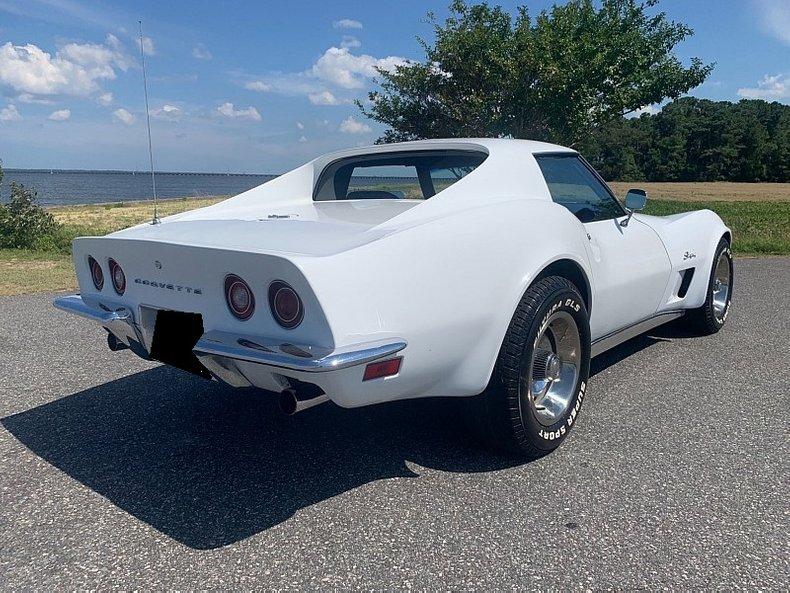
(48, 196, 224, 232)
(608, 181, 790, 202)
(1, 183, 788, 296)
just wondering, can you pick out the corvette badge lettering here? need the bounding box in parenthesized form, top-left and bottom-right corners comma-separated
(134, 278, 202, 294)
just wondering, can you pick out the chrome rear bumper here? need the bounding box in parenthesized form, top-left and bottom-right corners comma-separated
(194, 331, 405, 373)
(54, 294, 132, 324)
(54, 294, 405, 375)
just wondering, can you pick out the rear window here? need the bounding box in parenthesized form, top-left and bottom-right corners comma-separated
(313, 150, 487, 201)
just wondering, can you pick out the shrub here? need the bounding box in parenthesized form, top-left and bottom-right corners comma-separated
(0, 182, 65, 250)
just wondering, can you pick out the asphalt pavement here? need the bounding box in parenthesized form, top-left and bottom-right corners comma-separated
(1, 257, 788, 589)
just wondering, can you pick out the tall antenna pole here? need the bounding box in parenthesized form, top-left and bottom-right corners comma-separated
(138, 20, 159, 225)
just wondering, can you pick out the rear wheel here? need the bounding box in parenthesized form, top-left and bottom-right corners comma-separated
(474, 276, 591, 458)
(686, 238, 733, 335)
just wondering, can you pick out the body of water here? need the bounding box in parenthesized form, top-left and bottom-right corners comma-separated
(0, 169, 449, 206)
(0, 169, 279, 206)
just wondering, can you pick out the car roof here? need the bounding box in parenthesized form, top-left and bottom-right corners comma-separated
(302, 137, 578, 211)
(313, 138, 576, 165)
(162, 138, 571, 227)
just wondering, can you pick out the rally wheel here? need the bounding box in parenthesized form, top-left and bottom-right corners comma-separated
(475, 276, 591, 458)
(686, 238, 733, 335)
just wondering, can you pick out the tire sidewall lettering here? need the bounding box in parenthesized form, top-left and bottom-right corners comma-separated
(525, 292, 590, 447)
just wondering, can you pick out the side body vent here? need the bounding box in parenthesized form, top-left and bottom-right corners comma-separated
(678, 267, 695, 298)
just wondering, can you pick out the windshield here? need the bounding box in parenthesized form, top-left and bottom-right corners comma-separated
(313, 150, 487, 201)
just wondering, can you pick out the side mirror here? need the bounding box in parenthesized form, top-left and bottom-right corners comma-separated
(621, 188, 647, 227)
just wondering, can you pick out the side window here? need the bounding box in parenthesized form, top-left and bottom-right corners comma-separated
(535, 155, 625, 223)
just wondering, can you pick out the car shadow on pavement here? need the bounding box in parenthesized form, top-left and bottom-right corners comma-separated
(2, 365, 519, 550)
(590, 316, 698, 376)
(590, 334, 665, 375)
(2, 320, 689, 550)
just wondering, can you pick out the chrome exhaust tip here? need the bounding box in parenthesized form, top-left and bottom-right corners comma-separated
(107, 332, 128, 352)
(279, 387, 329, 415)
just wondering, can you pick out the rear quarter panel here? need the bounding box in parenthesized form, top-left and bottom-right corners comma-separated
(296, 198, 594, 403)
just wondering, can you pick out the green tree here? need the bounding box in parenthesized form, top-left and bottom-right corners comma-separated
(579, 98, 790, 182)
(360, 0, 712, 146)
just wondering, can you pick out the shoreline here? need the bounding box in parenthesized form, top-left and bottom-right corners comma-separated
(44, 194, 229, 211)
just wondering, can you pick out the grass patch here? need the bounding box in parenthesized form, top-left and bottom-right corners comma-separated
(1, 197, 225, 296)
(0, 249, 75, 296)
(645, 199, 790, 256)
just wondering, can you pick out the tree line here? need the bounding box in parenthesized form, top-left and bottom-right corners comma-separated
(579, 97, 789, 182)
(360, 1, 789, 183)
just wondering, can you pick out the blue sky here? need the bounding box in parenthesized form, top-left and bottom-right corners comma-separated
(0, 0, 788, 173)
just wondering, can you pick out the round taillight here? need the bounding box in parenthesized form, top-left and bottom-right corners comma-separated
(88, 256, 103, 291)
(108, 258, 126, 295)
(268, 280, 303, 329)
(225, 274, 255, 320)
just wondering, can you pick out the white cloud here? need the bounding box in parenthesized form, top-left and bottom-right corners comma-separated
(48, 108, 71, 121)
(0, 103, 22, 122)
(308, 90, 346, 105)
(339, 116, 371, 134)
(216, 102, 261, 121)
(17, 92, 53, 104)
(754, 0, 790, 45)
(153, 104, 182, 120)
(340, 35, 361, 49)
(244, 80, 271, 92)
(0, 35, 130, 97)
(140, 36, 155, 56)
(113, 107, 134, 125)
(98, 92, 113, 105)
(738, 74, 789, 100)
(298, 135, 307, 143)
(333, 19, 363, 30)
(311, 47, 406, 89)
(192, 43, 212, 60)
(243, 73, 317, 97)
(296, 121, 304, 129)
(238, 46, 405, 106)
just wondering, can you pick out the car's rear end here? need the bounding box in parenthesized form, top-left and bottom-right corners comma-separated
(54, 138, 560, 412)
(57, 228, 407, 410)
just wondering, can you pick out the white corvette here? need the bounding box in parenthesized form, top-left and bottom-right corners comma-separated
(54, 139, 733, 457)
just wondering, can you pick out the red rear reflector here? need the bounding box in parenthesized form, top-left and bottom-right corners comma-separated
(363, 357, 402, 381)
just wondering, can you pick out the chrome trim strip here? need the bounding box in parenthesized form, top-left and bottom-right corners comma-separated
(194, 330, 406, 373)
(54, 294, 131, 324)
(591, 311, 684, 357)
